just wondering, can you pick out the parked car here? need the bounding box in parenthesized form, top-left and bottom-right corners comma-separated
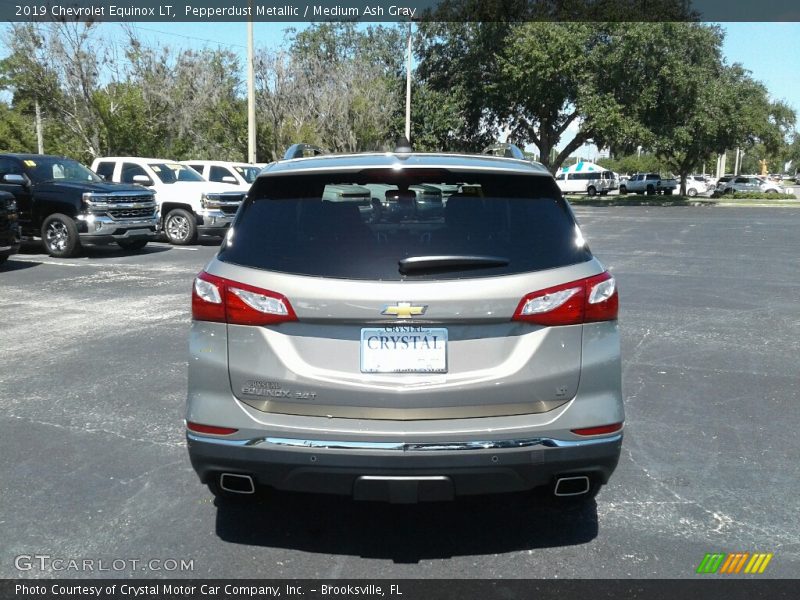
(620, 173, 677, 195)
(555, 171, 612, 196)
(186, 144, 624, 505)
(181, 160, 260, 192)
(0, 190, 21, 265)
(0, 154, 157, 257)
(602, 171, 619, 191)
(681, 177, 708, 197)
(92, 157, 246, 245)
(711, 175, 734, 196)
(719, 175, 783, 195)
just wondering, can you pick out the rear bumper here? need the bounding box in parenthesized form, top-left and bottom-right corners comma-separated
(187, 431, 622, 499)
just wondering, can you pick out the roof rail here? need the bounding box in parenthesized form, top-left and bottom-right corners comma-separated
(283, 144, 327, 161)
(482, 143, 526, 160)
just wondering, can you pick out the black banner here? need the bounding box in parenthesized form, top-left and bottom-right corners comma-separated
(2, 0, 800, 23)
(2, 580, 799, 600)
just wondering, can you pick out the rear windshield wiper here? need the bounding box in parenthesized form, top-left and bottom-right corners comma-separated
(399, 255, 510, 275)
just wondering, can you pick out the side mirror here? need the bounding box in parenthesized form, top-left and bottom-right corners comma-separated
(221, 176, 237, 184)
(132, 174, 154, 186)
(3, 173, 27, 186)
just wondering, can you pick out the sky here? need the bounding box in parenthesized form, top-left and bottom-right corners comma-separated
(2, 21, 799, 158)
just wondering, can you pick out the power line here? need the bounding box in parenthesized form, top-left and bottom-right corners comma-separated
(128, 24, 248, 50)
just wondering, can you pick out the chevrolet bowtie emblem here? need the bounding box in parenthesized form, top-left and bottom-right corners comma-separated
(381, 302, 428, 318)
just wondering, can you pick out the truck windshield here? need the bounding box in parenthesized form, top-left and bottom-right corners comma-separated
(148, 163, 205, 184)
(233, 165, 260, 183)
(22, 157, 102, 184)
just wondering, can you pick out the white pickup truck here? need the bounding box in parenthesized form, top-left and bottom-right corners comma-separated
(91, 157, 246, 244)
(620, 173, 678, 195)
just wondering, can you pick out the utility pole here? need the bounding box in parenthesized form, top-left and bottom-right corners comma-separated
(404, 22, 412, 142)
(35, 99, 44, 154)
(247, 16, 256, 164)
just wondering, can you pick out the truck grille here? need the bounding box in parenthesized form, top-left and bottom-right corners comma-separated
(108, 207, 156, 220)
(106, 194, 154, 204)
(220, 204, 239, 215)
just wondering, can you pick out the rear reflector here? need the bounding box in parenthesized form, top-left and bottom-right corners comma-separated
(571, 423, 623, 436)
(186, 422, 239, 435)
(513, 271, 618, 326)
(192, 271, 297, 326)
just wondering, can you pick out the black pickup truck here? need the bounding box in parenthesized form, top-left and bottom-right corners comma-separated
(0, 154, 158, 258)
(0, 191, 20, 266)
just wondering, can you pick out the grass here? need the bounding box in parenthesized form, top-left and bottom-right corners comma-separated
(566, 193, 799, 207)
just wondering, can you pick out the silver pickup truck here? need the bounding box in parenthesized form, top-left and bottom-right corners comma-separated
(620, 173, 677, 195)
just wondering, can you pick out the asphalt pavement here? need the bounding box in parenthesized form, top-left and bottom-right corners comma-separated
(1, 207, 798, 578)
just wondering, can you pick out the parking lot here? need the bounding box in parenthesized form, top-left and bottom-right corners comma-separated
(1, 206, 798, 578)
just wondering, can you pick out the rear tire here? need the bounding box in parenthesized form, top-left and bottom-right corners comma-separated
(117, 239, 149, 252)
(42, 213, 81, 258)
(687, 188, 698, 197)
(587, 186, 597, 197)
(163, 209, 197, 245)
(619, 185, 627, 195)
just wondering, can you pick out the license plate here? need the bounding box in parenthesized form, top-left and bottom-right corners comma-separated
(360, 327, 447, 373)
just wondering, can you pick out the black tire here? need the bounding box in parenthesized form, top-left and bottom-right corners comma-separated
(41, 213, 81, 258)
(117, 239, 149, 252)
(0, 256, 7, 266)
(765, 189, 777, 194)
(687, 188, 698, 197)
(619, 185, 627, 195)
(587, 186, 597, 197)
(163, 208, 197, 245)
(646, 185, 655, 195)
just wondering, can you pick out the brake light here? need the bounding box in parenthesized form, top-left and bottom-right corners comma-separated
(191, 271, 297, 326)
(571, 423, 623, 436)
(513, 271, 618, 326)
(186, 421, 238, 435)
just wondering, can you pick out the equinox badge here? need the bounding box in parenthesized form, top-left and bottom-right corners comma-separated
(381, 302, 428, 318)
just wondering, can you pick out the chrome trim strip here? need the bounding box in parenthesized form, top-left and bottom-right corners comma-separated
(187, 432, 622, 451)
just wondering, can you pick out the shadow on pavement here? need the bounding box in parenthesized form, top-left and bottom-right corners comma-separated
(0, 258, 40, 272)
(215, 490, 598, 563)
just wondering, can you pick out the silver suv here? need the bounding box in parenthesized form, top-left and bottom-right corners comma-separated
(186, 149, 623, 504)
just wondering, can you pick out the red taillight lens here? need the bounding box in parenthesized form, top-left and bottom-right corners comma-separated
(186, 421, 238, 435)
(513, 271, 618, 326)
(191, 271, 297, 326)
(571, 423, 623, 436)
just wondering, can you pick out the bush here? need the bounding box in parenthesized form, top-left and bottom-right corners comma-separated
(723, 191, 798, 200)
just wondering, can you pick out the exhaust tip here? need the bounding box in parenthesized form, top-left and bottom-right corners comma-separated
(219, 473, 255, 495)
(554, 475, 591, 497)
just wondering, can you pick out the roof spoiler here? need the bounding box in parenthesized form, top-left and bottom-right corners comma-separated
(482, 143, 526, 160)
(283, 144, 327, 160)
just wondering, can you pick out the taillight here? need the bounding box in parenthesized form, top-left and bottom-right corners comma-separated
(186, 421, 238, 435)
(571, 423, 623, 436)
(191, 271, 297, 326)
(513, 271, 618, 326)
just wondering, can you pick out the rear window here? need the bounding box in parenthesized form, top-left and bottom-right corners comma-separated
(218, 170, 591, 281)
